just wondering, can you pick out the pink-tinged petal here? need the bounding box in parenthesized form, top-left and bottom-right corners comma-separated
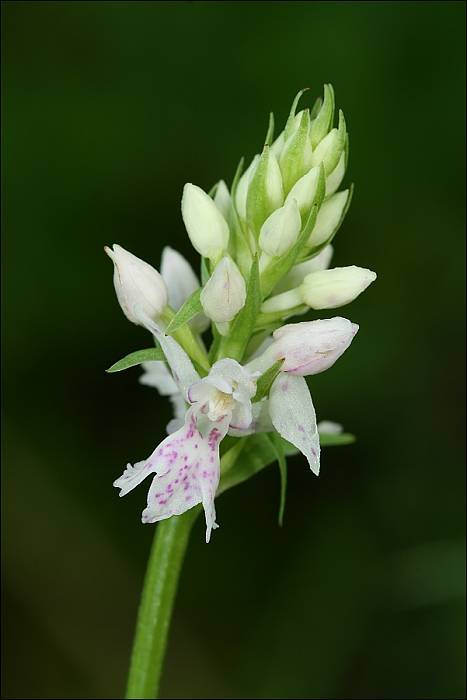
(269, 374, 320, 475)
(139, 409, 230, 542)
(136, 311, 200, 397)
(113, 459, 159, 498)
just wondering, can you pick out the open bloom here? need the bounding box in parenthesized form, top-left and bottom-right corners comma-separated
(114, 314, 258, 542)
(114, 310, 358, 539)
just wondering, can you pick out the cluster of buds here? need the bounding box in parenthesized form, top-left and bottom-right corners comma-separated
(106, 85, 377, 541)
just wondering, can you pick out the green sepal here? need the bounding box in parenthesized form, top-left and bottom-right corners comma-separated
(106, 347, 165, 373)
(284, 88, 309, 140)
(217, 256, 261, 362)
(165, 288, 202, 334)
(254, 360, 283, 402)
(264, 112, 275, 146)
(310, 83, 335, 148)
(310, 95, 322, 120)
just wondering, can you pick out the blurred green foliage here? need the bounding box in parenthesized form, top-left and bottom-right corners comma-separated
(2, 2, 465, 698)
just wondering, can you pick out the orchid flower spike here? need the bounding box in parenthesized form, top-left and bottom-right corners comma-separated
(106, 84, 376, 541)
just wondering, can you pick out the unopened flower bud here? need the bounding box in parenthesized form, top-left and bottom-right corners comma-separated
(280, 109, 313, 193)
(105, 244, 168, 325)
(259, 198, 301, 258)
(285, 164, 324, 220)
(200, 256, 246, 323)
(310, 84, 335, 149)
(248, 317, 358, 376)
(272, 317, 359, 375)
(311, 110, 346, 175)
(300, 266, 377, 309)
(325, 149, 346, 196)
(246, 146, 284, 233)
(235, 155, 260, 221)
(307, 189, 350, 248)
(213, 180, 232, 220)
(181, 183, 229, 261)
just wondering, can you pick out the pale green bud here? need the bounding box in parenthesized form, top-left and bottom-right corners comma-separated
(307, 189, 350, 248)
(325, 151, 346, 196)
(213, 180, 232, 220)
(310, 84, 335, 148)
(259, 198, 301, 258)
(311, 110, 347, 175)
(182, 183, 229, 261)
(280, 109, 313, 193)
(235, 155, 260, 221)
(300, 266, 376, 309)
(200, 256, 246, 323)
(246, 145, 284, 234)
(285, 164, 324, 220)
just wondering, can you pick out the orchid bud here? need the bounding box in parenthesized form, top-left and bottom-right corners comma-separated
(311, 110, 346, 175)
(307, 189, 350, 248)
(300, 266, 377, 309)
(274, 245, 334, 293)
(271, 317, 359, 375)
(285, 164, 324, 220)
(200, 256, 246, 324)
(310, 84, 335, 148)
(105, 244, 168, 325)
(213, 180, 232, 221)
(325, 149, 346, 196)
(279, 109, 313, 194)
(181, 183, 229, 261)
(235, 155, 260, 221)
(259, 198, 301, 258)
(246, 146, 284, 233)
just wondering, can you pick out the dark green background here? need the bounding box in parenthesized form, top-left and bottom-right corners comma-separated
(2, 2, 466, 698)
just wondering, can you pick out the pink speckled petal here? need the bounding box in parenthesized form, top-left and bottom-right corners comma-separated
(269, 374, 320, 475)
(139, 408, 230, 542)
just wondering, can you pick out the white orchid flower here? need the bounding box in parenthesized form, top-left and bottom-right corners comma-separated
(114, 315, 259, 542)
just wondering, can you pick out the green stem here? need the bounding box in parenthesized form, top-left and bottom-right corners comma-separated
(125, 508, 200, 699)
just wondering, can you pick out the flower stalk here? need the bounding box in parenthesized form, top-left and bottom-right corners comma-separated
(125, 508, 200, 699)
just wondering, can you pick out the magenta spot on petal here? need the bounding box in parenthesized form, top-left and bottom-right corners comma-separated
(311, 448, 317, 457)
(298, 425, 305, 433)
(281, 381, 288, 392)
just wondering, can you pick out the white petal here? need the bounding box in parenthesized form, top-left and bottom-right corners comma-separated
(137, 312, 200, 397)
(269, 374, 320, 475)
(161, 247, 201, 311)
(140, 409, 230, 542)
(139, 361, 179, 395)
